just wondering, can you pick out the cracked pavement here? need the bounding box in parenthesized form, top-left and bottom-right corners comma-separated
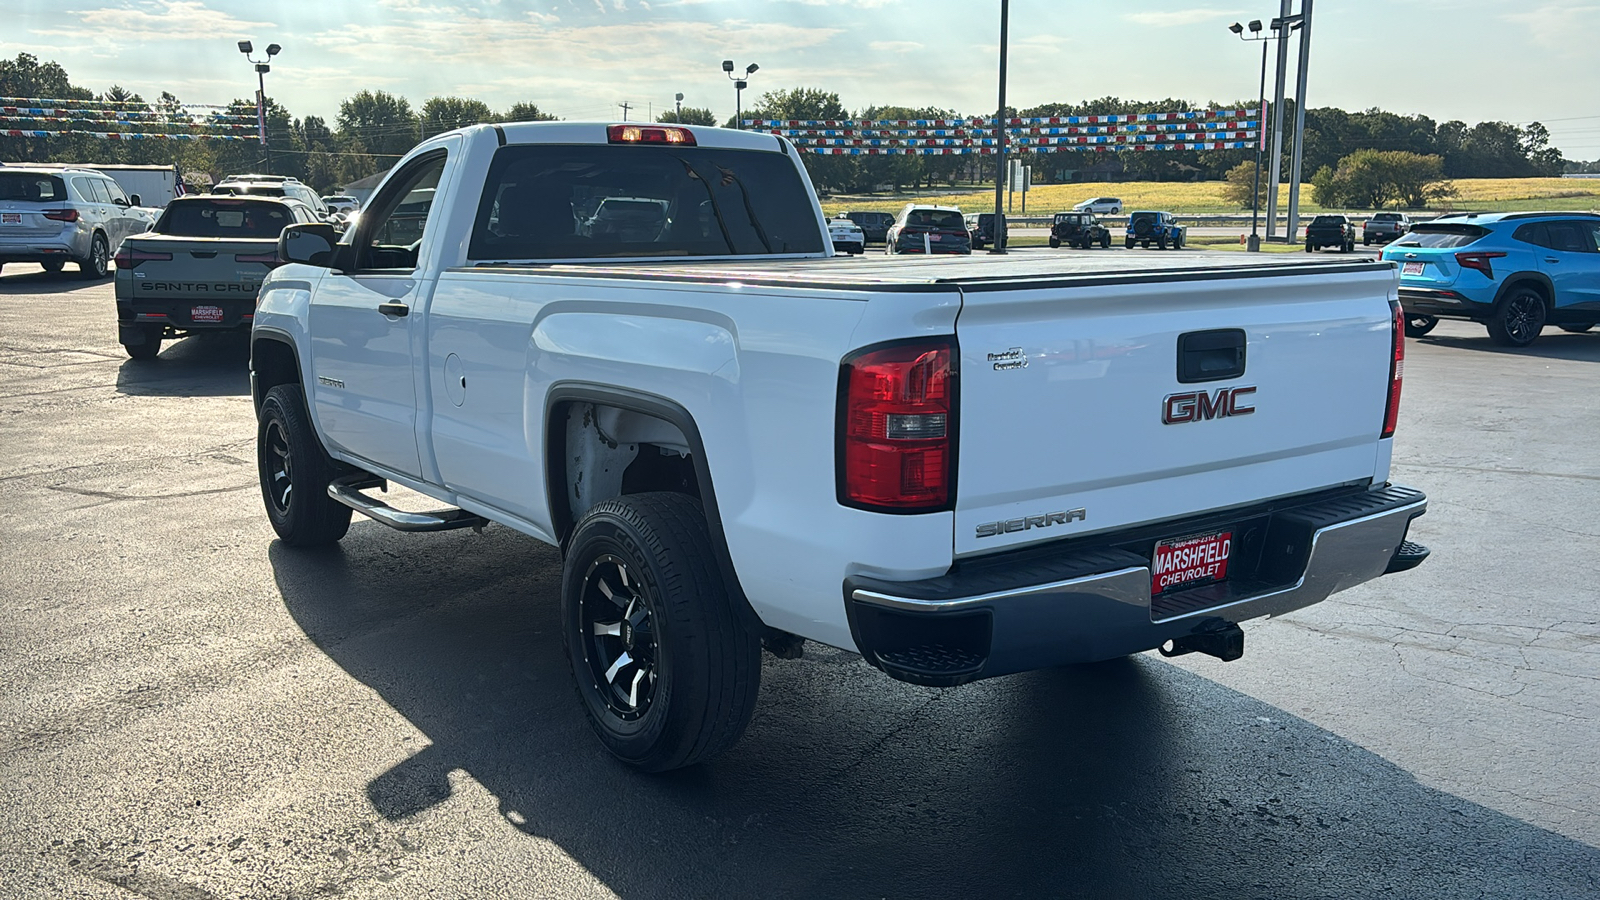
(1, 266, 1596, 899)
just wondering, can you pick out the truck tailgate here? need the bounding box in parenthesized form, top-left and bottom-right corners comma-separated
(953, 264, 1396, 557)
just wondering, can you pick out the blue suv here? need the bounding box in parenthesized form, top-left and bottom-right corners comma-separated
(1383, 212, 1600, 346)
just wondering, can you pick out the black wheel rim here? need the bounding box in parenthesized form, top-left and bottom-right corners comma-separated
(1505, 295, 1544, 343)
(578, 554, 658, 721)
(92, 239, 107, 274)
(264, 418, 293, 514)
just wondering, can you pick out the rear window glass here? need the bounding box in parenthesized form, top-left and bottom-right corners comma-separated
(1371, 213, 1401, 222)
(468, 144, 825, 260)
(904, 210, 965, 230)
(0, 174, 67, 202)
(1311, 216, 1345, 225)
(156, 200, 292, 238)
(1390, 224, 1488, 249)
(215, 184, 286, 197)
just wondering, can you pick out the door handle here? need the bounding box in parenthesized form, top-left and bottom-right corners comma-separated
(1544, 257, 1560, 263)
(378, 301, 410, 317)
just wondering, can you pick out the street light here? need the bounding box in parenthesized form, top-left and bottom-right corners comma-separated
(989, 0, 1010, 254)
(675, 92, 684, 118)
(1229, 18, 1284, 252)
(723, 60, 757, 130)
(239, 40, 281, 174)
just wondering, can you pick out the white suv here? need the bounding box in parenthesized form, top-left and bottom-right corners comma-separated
(1073, 196, 1123, 216)
(0, 166, 151, 278)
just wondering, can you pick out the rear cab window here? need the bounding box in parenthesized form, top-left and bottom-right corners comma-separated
(468, 143, 825, 261)
(155, 199, 294, 238)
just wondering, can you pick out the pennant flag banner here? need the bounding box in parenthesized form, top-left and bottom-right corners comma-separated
(1, 96, 243, 111)
(742, 110, 1261, 154)
(2, 97, 262, 141)
(2, 129, 256, 141)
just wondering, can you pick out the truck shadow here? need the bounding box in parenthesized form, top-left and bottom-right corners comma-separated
(269, 526, 1600, 900)
(1417, 330, 1600, 363)
(114, 333, 251, 397)
(0, 266, 112, 294)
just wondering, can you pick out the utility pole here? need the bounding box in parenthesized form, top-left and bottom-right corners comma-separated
(618, 101, 632, 122)
(1285, 0, 1314, 244)
(989, 0, 1010, 254)
(1265, 0, 1291, 240)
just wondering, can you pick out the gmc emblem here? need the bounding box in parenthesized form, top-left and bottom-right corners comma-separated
(1163, 386, 1256, 424)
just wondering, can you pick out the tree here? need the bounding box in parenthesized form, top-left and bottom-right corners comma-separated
(1310, 150, 1447, 209)
(1222, 161, 1267, 209)
(336, 90, 420, 159)
(503, 102, 559, 122)
(658, 107, 717, 126)
(421, 96, 496, 138)
(743, 88, 853, 192)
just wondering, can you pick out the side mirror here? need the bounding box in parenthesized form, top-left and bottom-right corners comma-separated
(129, 193, 142, 207)
(279, 222, 340, 268)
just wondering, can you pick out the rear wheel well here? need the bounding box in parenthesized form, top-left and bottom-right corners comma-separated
(551, 400, 701, 545)
(1495, 276, 1551, 311)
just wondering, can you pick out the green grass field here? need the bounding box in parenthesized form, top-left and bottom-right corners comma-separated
(824, 178, 1600, 218)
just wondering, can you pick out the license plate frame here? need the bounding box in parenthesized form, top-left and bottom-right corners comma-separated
(1151, 529, 1234, 595)
(1, 213, 21, 225)
(1402, 261, 1424, 276)
(191, 304, 224, 324)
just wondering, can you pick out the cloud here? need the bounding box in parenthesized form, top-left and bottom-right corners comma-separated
(1123, 8, 1240, 27)
(1503, 3, 1600, 55)
(67, 0, 276, 42)
(868, 41, 923, 53)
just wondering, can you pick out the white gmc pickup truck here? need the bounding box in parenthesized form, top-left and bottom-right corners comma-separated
(251, 122, 1429, 771)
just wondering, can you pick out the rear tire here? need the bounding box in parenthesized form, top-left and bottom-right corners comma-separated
(1486, 287, 1548, 347)
(41, 259, 65, 274)
(122, 324, 163, 359)
(1559, 323, 1595, 334)
(1404, 315, 1438, 337)
(77, 234, 110, 279)
(1048, 237, 1060, 249)
(1157, 235, 1168, 250)
(257, 383, 353, 546)
(563, 492, 761, 772)
(1306, 240, 1315, 252)
(1125, 238, 1135, 250)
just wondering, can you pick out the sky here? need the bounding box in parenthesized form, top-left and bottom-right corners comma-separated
(9, 0, 1600, 159)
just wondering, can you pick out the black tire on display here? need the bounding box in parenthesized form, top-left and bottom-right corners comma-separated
(1486, 287, 1548, 347)
(1404, 315, 1438, 338)
(1558, 324, 1595, 334)
(562, 492, 761, 772)
(41, 259, 65, 274)
(257, 383, 353, 546)
(78, 233, 110, 279)
(122, 324, 163, 360)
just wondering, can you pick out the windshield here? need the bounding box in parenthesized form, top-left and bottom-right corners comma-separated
(468, 144, 824, 260)
(155, 199, 293, 238)
(0, 173, 68, 203)
(1391, 224, 1489, 249)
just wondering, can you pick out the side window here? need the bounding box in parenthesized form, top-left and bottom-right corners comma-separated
(1589, 223, 1600, 253)
(101, 179, 129, 205)
(72, 177, 103, 203)
(355, 152, 447, 271)
(1545, 222, 1589, 253)
(1513, 222, 1548, 248)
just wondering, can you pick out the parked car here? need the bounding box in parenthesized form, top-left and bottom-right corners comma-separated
(1363, 212, 1411, 246)
(1306, 215, 1357, 253)
(1074, 197, 1122, 215)
(828, 217, 865, 255)
(214, 177, 331, 221)
(321, 194, 361, 215)
(1049, 211, 1111, 249)
(1125, 211, 1186, 250)
(1382, 211, 1600, 346)
(886, 205, 971, 255)
(964, 212, 1000, 250)
(113, 195, 317, 359)
(844, 210, 895, 243)
(581, 196, 670, 242)
(256, 120, 1427, 772)
(0, 166, 152, 278)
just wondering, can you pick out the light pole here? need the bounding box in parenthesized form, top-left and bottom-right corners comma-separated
(675, 92, 684, 118)
(722, 60, 757, 130)
(237, 40, 280, 174)
(1230, 20, 1271, 252)
(989, 0, 1010, 254)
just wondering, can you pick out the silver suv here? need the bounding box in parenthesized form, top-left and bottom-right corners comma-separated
(213, 176, 330, 220)
(0, 166, 152, 278)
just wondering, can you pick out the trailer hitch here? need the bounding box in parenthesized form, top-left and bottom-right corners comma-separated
(1159, 620, 1245, 662)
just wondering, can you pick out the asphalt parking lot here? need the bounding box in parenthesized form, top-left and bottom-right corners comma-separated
(1, 260, 1596, 899)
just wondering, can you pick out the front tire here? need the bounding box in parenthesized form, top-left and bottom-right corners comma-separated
(1404, 315, 1438, 337)
(78, 234, 110, 279)
(1156, 235, 1168, 250)
(1486, 287, 1548, 347)
(257, 384, 353, 546)
(563, 492, 761, 772)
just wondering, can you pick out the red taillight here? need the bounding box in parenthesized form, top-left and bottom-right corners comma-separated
(839, 340, 955, 511)
(235, 251, 280, 265)
(113, 247, 173, 268)
(606, 124, 696, 145)
(42, 209, 79, 222)
(1455, 250, 1505, 279)
(1383, 301, 1404, 439)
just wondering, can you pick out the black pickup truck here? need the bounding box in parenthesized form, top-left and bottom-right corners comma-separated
(1362, 212, 1411, 245)
(1305, 215, 1357, 253)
